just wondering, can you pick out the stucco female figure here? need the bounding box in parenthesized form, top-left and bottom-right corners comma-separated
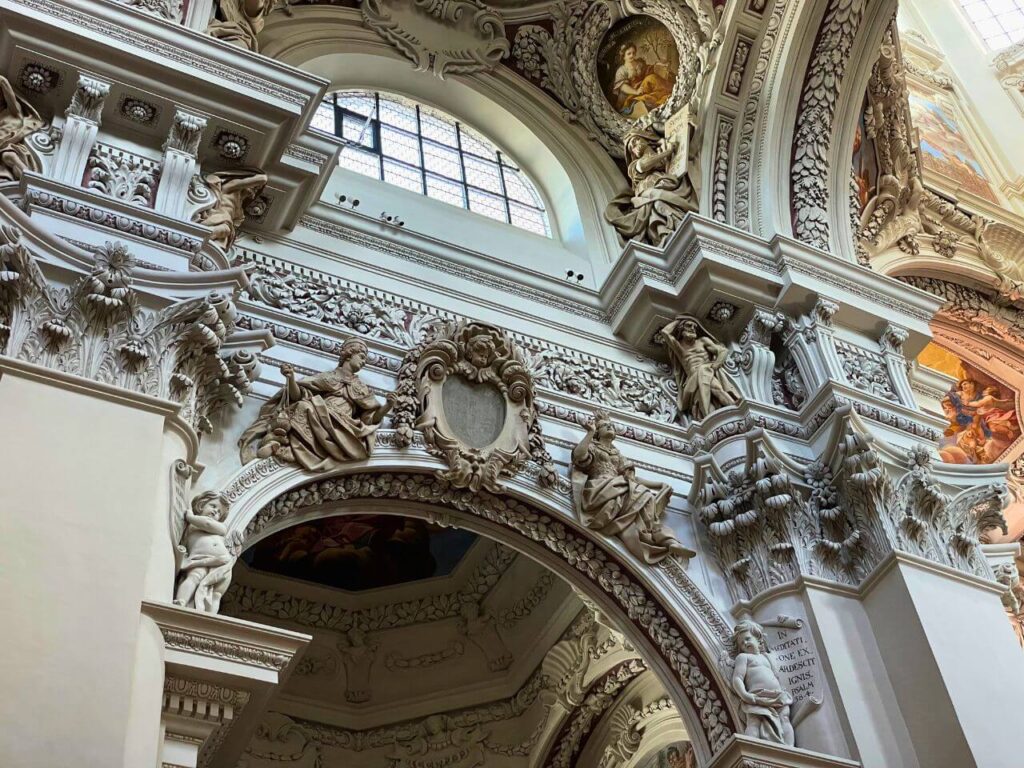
(730, 620, 794, 746)
(207, 0, 270, 51)
(0, 75, 44, 182)
(604, 128, 694, 248)
(571, 410, 693, 565)
(197, 168, 268, 251)
(239, 338, 394, 472)
(658, 314, 741, 423)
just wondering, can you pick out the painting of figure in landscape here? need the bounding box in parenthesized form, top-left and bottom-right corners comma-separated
(598, 15, 679, 120)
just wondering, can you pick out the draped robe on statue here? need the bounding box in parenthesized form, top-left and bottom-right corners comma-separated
(572, 441, 685, 565)
(242, 366, 382, 472)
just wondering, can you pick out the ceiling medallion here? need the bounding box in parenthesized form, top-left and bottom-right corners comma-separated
(511, 0, 714, 157)
(362, 0, 510, 79)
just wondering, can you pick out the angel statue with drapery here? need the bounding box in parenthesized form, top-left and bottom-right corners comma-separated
(0, 75, 44, 182)
(239, 337, 394, 472)
(208, 0, 271, 52)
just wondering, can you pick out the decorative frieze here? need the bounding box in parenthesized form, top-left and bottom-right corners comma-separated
(248, 669, 548, 760)
(23, 187, 204, 254)
(121, 0, 183, 22)
(384, 640, 465, 671)
(161, 629, 291, 671)
(835, 340, 899, 402)
(500, 572, 555, 629)
(223, 542, 517, 634)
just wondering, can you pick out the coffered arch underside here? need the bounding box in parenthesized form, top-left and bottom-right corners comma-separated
(720, 0, 898, 257)
(258, 5, 625, 265)
(219, 454, 739, 761)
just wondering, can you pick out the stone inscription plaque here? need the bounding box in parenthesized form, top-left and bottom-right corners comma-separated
(767, 618, 822, 709)
(441, 375, 506, 449)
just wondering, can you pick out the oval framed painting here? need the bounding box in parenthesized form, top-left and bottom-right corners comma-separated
(598, 15, 680, 121)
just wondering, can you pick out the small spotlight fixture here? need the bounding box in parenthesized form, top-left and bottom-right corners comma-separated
(337, 194, 360, 209)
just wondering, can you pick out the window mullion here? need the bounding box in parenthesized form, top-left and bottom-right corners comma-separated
(415, 105, 427, 195)
(454, 122, 470, 209)
(496, 151, 512, 224)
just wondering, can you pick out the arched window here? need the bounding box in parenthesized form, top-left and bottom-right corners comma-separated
(959, 0, 1024, 50)
(314, 91, 552, 237)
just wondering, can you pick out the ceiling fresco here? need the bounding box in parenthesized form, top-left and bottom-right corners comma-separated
(918, 342, 1022, 465)
(242, 514, 479, 591)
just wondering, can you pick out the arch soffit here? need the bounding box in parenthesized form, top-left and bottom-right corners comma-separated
(259, 7, 625, 264)
(824, 0, 898, 261)
(740, 0, 896, 248)
(218, 454, 738, 760)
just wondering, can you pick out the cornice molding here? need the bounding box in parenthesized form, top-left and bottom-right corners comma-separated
(143, 599, 311, 673)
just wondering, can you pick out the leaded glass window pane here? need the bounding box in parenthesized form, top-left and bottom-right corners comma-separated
(339, 147, 381, 179)
(327, 90, 551, 236)
(468, 188, 507, 221)
(383, 158, 424, 194)
(312, 102, 335, 134)
(423, 142, 463, 181)
(380, 125, 421, 167)
(426, 174, 466, 207)
(464, 156, 503, 195)
(958, 0, 1024, 49)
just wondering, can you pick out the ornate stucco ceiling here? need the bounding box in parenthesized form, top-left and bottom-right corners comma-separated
(222, 516, 685, 767)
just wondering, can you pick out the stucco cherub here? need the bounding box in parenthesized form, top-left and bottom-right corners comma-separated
(174, 490, 239, 614)
(658, 314, 741, 423)
(729, 619, 794, 746)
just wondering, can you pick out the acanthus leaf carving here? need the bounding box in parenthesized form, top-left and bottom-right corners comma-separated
(0, 227, 257, 434)
(362, 0, 510, 79)
(791, 0, 867, 250)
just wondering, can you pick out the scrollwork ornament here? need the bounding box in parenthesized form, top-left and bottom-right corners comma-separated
(392, 320, 557, 491)
(362, 0, 509, 78)
(511, 0, 712, 157)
